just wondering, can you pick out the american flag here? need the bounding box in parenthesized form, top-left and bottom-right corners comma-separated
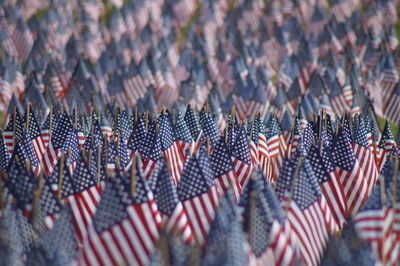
(351, 118, 379, 198)
(231, 125, 252, 187)
(80, 162, 161, 266)
(3, 109, 24, 154)
(5, 156, 38, 215)
(266, 115, 286, 183)
(329, 78, 350, 115)
(140, 118, 161, 180)
(202, 193, 249, 266)
(42, 113, 73, 176)
(353, 173, 395, 264)
(127, 115, 147, 157)
(69, 158, 102, 244)
(288, 116, 301, 158)
(158, 111, 185, 184)
(200, 113, 219, 149)
(122, 64, 147, 107)
(149, 159, 193, 244)
(177, 151, 220, 246)
(321, 222, 377, 264)
(24, 110, 45, 162)
(211, 137, 242, 202)
(307, 144, 347, 230)
(249, 114, 260, 166)
(13, 132, 40, 175)
(258, 122, 274, 184)
(381, 55, 399, 111)
(173, 111, 194, 153)
(240, 170, 294, 265)
(12, 18, 33, 60)
(37, 207, 79, 264)
(283, 157, 333, 266)
(378, 121, 397, 172)
(37, 176, 62, 230)
(332, 127, 368, 216)
(184, 105, 201, 143)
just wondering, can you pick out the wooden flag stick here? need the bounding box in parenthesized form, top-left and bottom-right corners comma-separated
(104, 138, 109, 178)
(74, 106, 78, 129)
(25, 159, 31, 173)
(131, 155, 138, 197)
(341, 113, 346, 127)
(158, 229, 170, 266)
(318, 111, 323, 140)
(145, 111, 149, 131)
(88, 148, 93, 169)
(58, 151, 65, 200)
(25, 104, 30, 131)
(230, 105, 236, 130)
(154, 115, 159, 134)
(115, 156, 121, 172)
(49, 107, 53, 140)
(380, 174, 386, 209)
(12, 107, 16, 150)
(82, 115, 86, 137)
(97, 145, 101, 184)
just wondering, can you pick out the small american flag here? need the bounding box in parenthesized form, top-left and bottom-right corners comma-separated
(149, 159, 193, 244)
(332, 127, 368, 216)
(158, 111, 185, 184)
(80, 161, 161, 266)
(177, 150, 220, 245)
(211, 137, 242, 202)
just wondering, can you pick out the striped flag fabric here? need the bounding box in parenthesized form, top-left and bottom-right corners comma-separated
(80, 162, 161, 266)
(353, 172, 395, 264)
(69, 157, 103, 244)
(282, 157, 333, 266)
(307, 144, 347, 230)
(148, 159, 193, 244)
(24, 110, 45, 162)
(351, 117, 379, 198)
(12, 18, 33, 60)
(210, 137, 242, 202)
(332, 127, 368, 216)
(158, 111, 185, 184)
(177, 150, 220, 246)
(265, 115, 285, 183)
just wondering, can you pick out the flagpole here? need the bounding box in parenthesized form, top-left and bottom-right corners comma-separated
(12, 107, 16, 150)
(25, 104, 30, 132)
(97, 145, 101, 185)
(104, 137, 109, 179)
(58, 151, 65, 200)
(49, 107, 53, 143)
(131, 155, 137, 197)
